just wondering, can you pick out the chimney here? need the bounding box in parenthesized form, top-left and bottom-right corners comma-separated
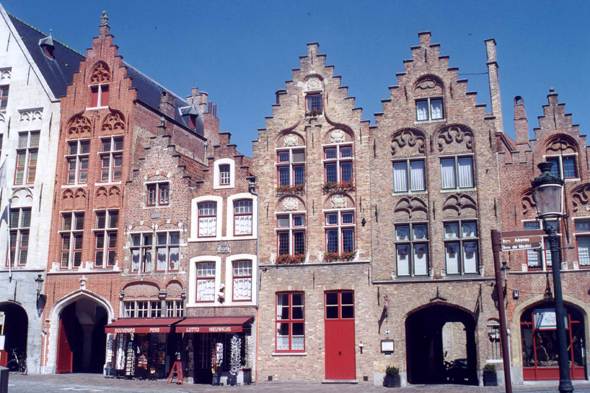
(513, 96, 529, 145)
(159, 91, 176, 118)
(99, 10, 110, 37)
(485, 39, 504, 133)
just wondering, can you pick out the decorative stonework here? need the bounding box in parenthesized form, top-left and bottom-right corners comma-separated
(19, 108, 43, 122)
(521, 189, 536, 216)
(90, 62, 111, 83)
(331, 194, 347, 209)
(102, 111, 125, 133)
(414, 76, 443, 96)
(442, 193, 477, 217)
(68, 115, 92, 137)
(283, 134, 298, 147)
(330, 129, 346, 143)
(391, 129, 425, 156)
(437, 126, 473, 152)
(572, 184, 590, 213)
(394, 197, 427, 220)
(305, 77, 322, 91)
(101, 10, 109, 26)
(0, 68, 11, 82)
(545, 134, 577, 154)
(282, 197, 298, 211)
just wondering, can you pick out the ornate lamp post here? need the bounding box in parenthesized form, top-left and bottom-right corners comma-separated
(531, 162, 573, 393)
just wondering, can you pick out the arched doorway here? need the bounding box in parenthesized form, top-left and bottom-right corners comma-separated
(0, 303, 28, 366)
(520, 302, 586, 381)
(406, 304, 477, 385)
(56, 297, 108, 373)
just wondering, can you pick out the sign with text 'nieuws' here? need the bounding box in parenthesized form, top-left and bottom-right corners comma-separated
(500, 230, 544, 252)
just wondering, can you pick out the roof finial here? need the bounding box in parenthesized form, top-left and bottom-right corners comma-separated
(49, 29, 52, 37)
(101, 10, 109, 26)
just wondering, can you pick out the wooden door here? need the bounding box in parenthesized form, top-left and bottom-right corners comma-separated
(56, 318, 73, 373)
(325, 291, 355, 380)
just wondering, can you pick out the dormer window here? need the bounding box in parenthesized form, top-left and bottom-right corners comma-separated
(90, 85, 109, 108)
(416, 97, 443, 121)
(306, 93, 322, 117)
(179, 105, 200, 131)
(39, 35, 54, 59)
(189, 115, 197, 129)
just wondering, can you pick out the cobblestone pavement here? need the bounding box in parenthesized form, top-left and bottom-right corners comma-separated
(5, 373, 590, 393)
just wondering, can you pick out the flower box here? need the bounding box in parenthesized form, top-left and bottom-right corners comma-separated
(322, 179, 355, 193)
(305, 108, 323, 117)
(276, 184, 305, 196)
(276, 253, 306, 265)
(323, 251, 356, 262)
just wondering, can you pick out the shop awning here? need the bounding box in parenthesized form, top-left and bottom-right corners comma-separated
(105, 318, 182, 334)
(175, 317, 253, 333)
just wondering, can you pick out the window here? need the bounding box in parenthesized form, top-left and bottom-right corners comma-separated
(94, 210, 118, 267)
(393, 159, 425, 192)
(395, 223, 429, 276)
(15, 131, 39, 185)
(277, 148, 305, 187)
(234, 200, 253, 236)
(220, 165, 230, 185)
(136, 301, 148, 318)
(277, 213, 306, 256)
(166, 300, 184, 317)
(66, 140, 90, 184)
(324, 144, 353, 184)
(61, 212, 84, 269)
(440, 156, 474, 189)
(147, 182, 169, 206)
(416, 97, 443, 121)
(325, 211, 355, 253)
(233, 260, 253, 301)
(306, 93, 322, 115)
(444, 221, 479, 274)
(8, 208, 31, 267)
(124, 301, 136, 318)
(196, 262, 216, 302)
(525, 220, 556, 270)
(90, 84, 109, 107)
(130, 233, 153, 273)
(546, 156, 577, 179)
(99, 136, 123, 183)
(198, 202, 217, 237)
(156, 232, 180, 271)
(0, 86, 8, 110)
(325, 291, 354, 319)
(122, 301, 161, 318)
(276, 292, 304, 352)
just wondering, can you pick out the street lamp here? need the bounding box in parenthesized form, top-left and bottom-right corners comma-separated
(531, 161, 573, 393)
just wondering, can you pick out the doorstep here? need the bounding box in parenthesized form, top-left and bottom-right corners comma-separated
(322, 379, 359, 384)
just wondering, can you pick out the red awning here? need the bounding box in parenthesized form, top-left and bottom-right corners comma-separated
(105, 318, 182, 334)
(175, 317, 252, 333)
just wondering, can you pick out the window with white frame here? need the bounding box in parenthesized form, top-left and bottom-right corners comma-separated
(220, 164, 231, 185)
(416, 97, 443, 121)
(576, 219, 590, 268)
(393, 159, 425, 193)
(277, 213, 305, 256)
(124, 301, 136, 317)
(277, 148, 305, 187)
(196, 262, 216, 302)
(444, 220, 479, 274)
(166, 300, 184, 317)
(147, 182, 169, 206)
(440, 156, 474, 190)
(94, 210, 118, 267)
(233, 260, 252, 301)
(122, 301, 161, 318)
(525, 220, 558, 270)
(61, 212, 84, 268)
(324, 144, 353, 183)
(15, 131, 39, 185)
(8, 208, 31, 267)
(234, 200, 253, 236)
(306, 93, 322, 116)
(99, 136, 123, 183)
(325, 211, 355, 254)
(66, 140, 90, 185)
(156, 232, 180, 271)
(0, 86, 8, 111)
(546, 156, 577, 179)
(395, 223, 429, 276)
(90, 84, 109, 107)
(198, 202, 217, 237)
(130, 233, 153, 273)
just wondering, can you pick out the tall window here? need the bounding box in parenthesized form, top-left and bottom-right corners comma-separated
(220, 164, 231, 185)
(61, 212, 84, 269)
(198, 202, 217, 237)
(0, 86, 8, 110)
(546, 156, 577, 179)
(525, 220, 556, 270)
(440, 156, 474, 189)
(306, 93, 322, 115)
(166, 300, 184, 317)
(156, 232, 180, 271)
(147, 182, 169, 207)
(130, 233, 153, 273)
(234, 200, 253, 236)
(123, 301, 161, 318)
(416, 97, 443, 121)
(15, 131, 39, 185)
(66, 140, 90, 184)
(233, 260, 253, 301)
(8, 208, 30, 267)
(277, 148, 305, 188)
(277, 213, 305, 256)
(576, 219, 590, 268)
(395, 223, 429, 276)
(99, 136, 123, 183)
(444, 221, 479, 274)
(196, 262, 216, 302)
(325, 211, 355, 253)
(94, 210, 118, 267)
(276, 292, 304, 352)
(90, 84, 109, 107)
(324, 144, 353, 183)
(393, 159, 425, 192)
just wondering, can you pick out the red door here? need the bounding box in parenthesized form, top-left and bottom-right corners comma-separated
(56, 318, 73, 373)
(325, 291, 355, 380)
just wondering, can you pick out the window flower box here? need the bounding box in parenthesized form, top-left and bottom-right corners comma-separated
(276, 184, 305, 196)
(276, 253, 306, 265)
(322, 179, 356, 194)
(305, 107, 323, 117)
(323, 251, 356, 262)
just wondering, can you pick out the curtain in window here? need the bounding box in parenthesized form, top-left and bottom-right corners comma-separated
(410, 160, 425, 191)
(235, 215, 252, 235)
(276, 323, 289, 350)
(292, 323, 304, 350)
(430, 100, 443, 119)
(463, 241, 478, 273)
(131, 249, 140, 272)
(445, 242, 460, 274)
(414, 243, 428, 275)
(393, 162, 408, 192)
(578, 237, 590, 266)
(458, 157, 474, 188)
(199, 217, 217, 237)
(169, 247, 179, 270)
(544, 239, 552, 267)
(396, 245, 410, 276)
(416, 101, 429, 121)
(234, 277, 252, 300)
(197, 278, 215, 301)
(144, 249, 152, 272)
(527, 249, 541, 268)
(440, 158, 456, 189)
(157, 248, 167, 271)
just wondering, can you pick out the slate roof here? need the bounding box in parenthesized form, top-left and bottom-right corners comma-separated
(8, 14, 84, 99)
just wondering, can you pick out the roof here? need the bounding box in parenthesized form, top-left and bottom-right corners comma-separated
(122, 61, 204, 137)
(8, 14, 84, 99)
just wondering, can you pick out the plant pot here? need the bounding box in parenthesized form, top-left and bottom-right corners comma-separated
(243, 369, 252, 385)
(383, 373, 401, 388)
(483, 371, 497, 386)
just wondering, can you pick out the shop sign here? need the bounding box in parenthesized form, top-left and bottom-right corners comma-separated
(534, 308, 568, 330)
(108, 326, 170, 334)
(176, 325, 243, 333)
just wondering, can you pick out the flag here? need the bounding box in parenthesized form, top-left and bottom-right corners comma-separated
(0, 158, 7, 190)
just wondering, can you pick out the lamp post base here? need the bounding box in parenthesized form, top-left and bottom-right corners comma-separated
(559, 379, 574, 393)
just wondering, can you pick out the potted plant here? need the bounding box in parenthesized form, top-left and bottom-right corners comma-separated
(383, 366, 401, 388)
(483, 364, 497, 386)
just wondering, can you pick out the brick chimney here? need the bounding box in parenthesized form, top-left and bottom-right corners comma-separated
(159, 91, 176, 118)
(513, 96, 529, 145)
(485, 39, 504, 133)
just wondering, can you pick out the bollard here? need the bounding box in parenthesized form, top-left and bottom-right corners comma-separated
(0, 366, 8, 393)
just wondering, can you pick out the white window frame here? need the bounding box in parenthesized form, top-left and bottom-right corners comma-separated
(97, 136, 123, 184)
(324, 208, 356, 254)
(14, 131, 39, 185)
(394, 222, 429, 277)
(226, 193, 257, 240)
(543, 154, 579, 181)
(65, 139, 90, 185)
(188, 256, 222, 307)
(166, 300, 184, 317)
(121, 300, 162, 318)
(275, 147, 306, 188)
(190, 196, 223, 241)
(225, 254, 258, 306)
(93, 210, 118, 268)
(154, 231, 181, 272)
(88, 83, 109, 109)
(275, 211, 306, 257)
(59, 211, 85, 269)
(146, 181, 170, 207)
(443, 219, 479, 275)
(523, 219, 559, 271)
(415, 97, 444, 121)
(440, 155, 475, 191)
(392, 158, 426, 193)
(213, 158, 235, 189)
(322, 142, 354, 184)
(8, 207, 31, 267)
(130, 232, 153, 273)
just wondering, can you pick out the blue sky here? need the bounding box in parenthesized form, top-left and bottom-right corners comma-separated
(5, 1, 589, 157)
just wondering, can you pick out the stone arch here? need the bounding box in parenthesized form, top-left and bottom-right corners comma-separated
(276, 195, 305, 212)
(572, 183, 590, 213)
(405, 301, 476, 320)
(323, 193, 354, 210)
(74, 188, 86, 210)
(67, 115, 92, 138)
(122, 281, 160, 299)
(435, 124, 474, 153)
(101, 111, 125, 134)
(108, 186, 121, 208)
(62, 189, 74, 210)
(95, 187, 107, 209)
(442, 193, 477, 218)
(391, 128, 426, 156)
(394, 196, 428, 221)
(322, 127, 354, 144)
(165, 280, 184, 298)
(10, 187, 34, 207)
(413, 74, 444, 98)
(159, 222, 180, 231)
(544, 133, 579, 155)
(276, 131, 305, 148)
(89, 61, 111, 84)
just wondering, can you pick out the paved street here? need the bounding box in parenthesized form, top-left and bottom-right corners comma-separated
(5, 374, 590, 393)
